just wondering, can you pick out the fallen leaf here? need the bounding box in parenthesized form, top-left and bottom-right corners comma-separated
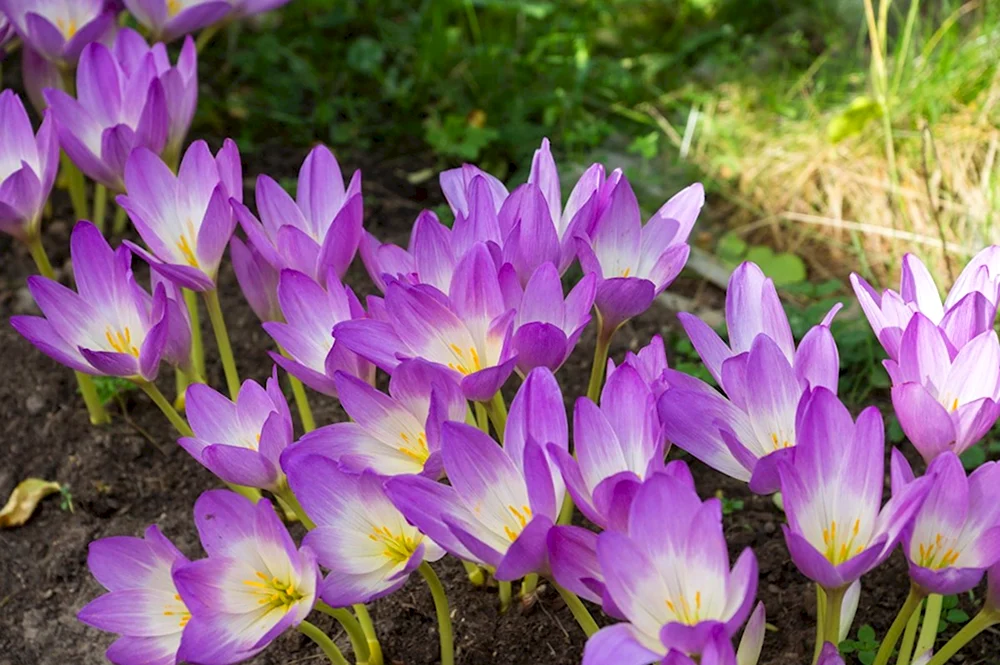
(0, 478, 62, 528)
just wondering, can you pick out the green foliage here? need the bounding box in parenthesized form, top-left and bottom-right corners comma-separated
(715, 233, 807, 286)
(92, 376, 138, 406)
(58, 485, 74, 513)
(937, 595, 971, 633)
(715, 490, 745, 515)
(827, 97, 882, 144)
(670, 336, 716, 385)
(839, 624, 880, 665)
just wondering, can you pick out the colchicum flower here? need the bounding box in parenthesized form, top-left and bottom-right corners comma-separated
(123, 0, 230, 43)
(261, 268, 374, 396)
(852, 250, 1000, 360)
(0, 14, 12, 51)
(891, 450, 1000, 595)
(336, 243, 518, 402)
(233, 144, 363, 293)
(777, 389, 930, 590)
(0, 91, 58, 241)
(886, 315, 1000, 462)
(582, 471, 758, 662)
(78, 526, 190, 665)
(575, 177, 701, 338)
(551, 364, 665, 530)
(0, 0, 115, 68)
(385, 368, 567, 580)
(118, 140, 242, 291)
(179, 369, 293, 492)
(230, 235, 280, 321)
(606, 334, 669, 401)
(285, 359, 466, 478)
(11, 221, 184, 381)
(499, 261, 596, 374)
(285, 456, 445, 606)
(172, 491, 319, 665)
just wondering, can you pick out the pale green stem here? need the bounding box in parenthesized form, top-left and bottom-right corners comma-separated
(112, 205, 129, 235)
(315, 601, 371, 665)
(195, 24, 221, 50)
(275, 485, 315, 529)
(924, 609, 999, 665)
(183, 289, 206, 381)
(298, 620, 349, 665)
(474, 401, 489, 434)
(520, 573, 539, 599)
(462, 560, 486, 586)
(557, 492, 575, 525)
(554, 583, 599, 637)
(278, 346, 315, 432)
(914, 593, 943, 658)
(91, 184, 107, 233)
(499, 580, 512, 612)
(823, 585, 847, 658)
(202, 288, 240, 400)
(487, 391, 507, 442)
(174, 368, 190, 411)
(419, 562, 454, 665)
(61, 153, 88, 223)
(897, 598, 924, 665)
(136, 380, 193, 437)
(586, 330, 612, 403)
(873, 585, 926, 665)
(353, 604, 383, 665)
(813, 585, 827, 665)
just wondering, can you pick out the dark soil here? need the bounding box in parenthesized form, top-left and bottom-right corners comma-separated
(1, 148, 998, 665)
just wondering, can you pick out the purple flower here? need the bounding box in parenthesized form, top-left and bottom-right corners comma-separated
(582, 472, 757, 661)
(0, 0, 115, 68)
(233, 145, 363, 290)
(551, 364, 665, 530)
(385, 368, 567, 580)
(852, 250, 1000, 360)
(0, 91, 58, 241)
(989, 560, 1000, 611)
(11, 221, 182, 381)
(230, 235, 280, 321)
(0, 13, 13, 50)
(118, 140, 242, 291)
(172, 491, 319, 665)
(777, 389, 931, 590)
(20, 45, 65, 112)
(123, 0, 230, 42)
(336, 243, 518, 402)
(440, 163, 507, 221)
(886, 315, 1000, 462)
(262, 268, 374, 396)
(43, 30, 196, 191)
(285, 457, 445, 606)
(178, 369, 293, 491)
(891, 450, 1000, 595)
(499, 261, 596, 374)
(607, 334, 669, 400)
(78, 525, 190, 665)
(284, 359, 466, 477)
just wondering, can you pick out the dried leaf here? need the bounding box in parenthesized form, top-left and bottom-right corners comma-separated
(0, 478, 62, 528)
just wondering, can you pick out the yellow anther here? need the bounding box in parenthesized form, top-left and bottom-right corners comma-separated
(368, 525, 419, 563)
(167, 0, 182, 16)
(105, 326, 140, 356)
(56, 18, 78, 38)
(951, 398, 959, 412)
(621, 267, 631, 277)
(397, 431, 430, 464)
(177, 234, 199, 268)
(241, 571, 303, 611)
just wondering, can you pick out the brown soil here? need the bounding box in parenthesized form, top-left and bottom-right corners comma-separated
(1, 149, 998, 665)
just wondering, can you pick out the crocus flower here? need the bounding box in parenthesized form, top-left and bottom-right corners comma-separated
(262, 268, 374, 396)
(891, 450, 1000, 595)
(285, 456, 445, 607)
(777, 388, 930, 590)
(440, 163, 507, 221)
(0, 0, 115, 68)
(551, 364, 665, 530)
(385, 368, 567, 580)
(123, 0, 230, 42)
(852, 250, 1000, 360)
(11, 221, 180, 381)
(582, 471, 758, 661)
(172, 490, 319, 665)
(576, 177, 701, 338)
(336, 242, 518, 402)
(233, 144, 363, 288)
(886, 315, 1000, 462)
(284, 359, 466, 478)
(178, 369, 293, 491)
(230, 235, 280, 321)
(20, 45, 64, 113)
(0, 91, 58, 242)
(44, 33, 184, 191)
(118, 140, 242, 291)
(498, 261, 596, 374)
(78, 526, 190, 665)
(607, 334, 669, 400)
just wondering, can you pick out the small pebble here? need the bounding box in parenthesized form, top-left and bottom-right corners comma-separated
(25, 394, 46, 415)
(763, 521, 776, 534)
(767, 584, 780, 595)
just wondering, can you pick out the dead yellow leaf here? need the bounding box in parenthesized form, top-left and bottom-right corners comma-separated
(0, 478, 62, 528)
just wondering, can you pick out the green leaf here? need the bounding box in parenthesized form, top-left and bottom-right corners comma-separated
(92, 376, 137, 405)
(946, 609, 970, 624)
(887, 417, 905, 444)
(745, 246, 807, 286)
(859, 651, 876, 665)
(627, 131, 659, 160)
(716, 232, 747, 264)
(827, 96, 883, 143)
(942, 595, 959, 609)
(346, 37, 385, 74)
(858, 625, 876, 642)
(838, 641, 857, 654)
(960, 446, 987, 470)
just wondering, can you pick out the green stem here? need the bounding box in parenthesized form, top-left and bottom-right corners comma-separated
(183, 289, 206, 381)
(873, 586, 926, 665)
(897, 598, 924, 665)
(557, 492, 575, 525)
(554, 583, 599, 637)
(279, 347, 315, 432)
(202, 288, 240, 400)
(275, 485, 316, 529)
(924, 609, 999, 665)
(61, 153, 88, 223)
(136, 380, 193, 437)
(813, 585, 827, 665)
(823, 585, 847, 657)
(520, 573, 539, 599)
(486, 391, 507, 442)
(353, 604, 383, 665)
(419, 562, 454, 665)
(174, 368, 190, 411)
(195, 24, 221, 51)
(112, 205, 129, 235)
(914, 593, 943, 659)
(26, 236, 110, 425)
(499, 580, 512, 612)
(474, 401, 490, 435)
(462, 560, 486, 586)
(586, 331, 612, 403)
(298, 620, 349, 665)
(315, 601, 371, 665)
(91, 184, 107, 234)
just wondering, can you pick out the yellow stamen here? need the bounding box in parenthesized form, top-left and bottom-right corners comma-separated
(397, 431, 430, 464)
(241, 571, 304, 612)
(823, 518, 864, 565)
(177, 234, 199, 268)
(368, 525, 419, 563)
(55, 18, 78, 38)
(105, 326, 140, 356)
(621, 267, 631, 277)
(167, 0, 182, 17)
(665, 590, 704, 624)
(503, 505, 532, 540)
(446, 344, 483, 376)
(951, 398, 959, 412)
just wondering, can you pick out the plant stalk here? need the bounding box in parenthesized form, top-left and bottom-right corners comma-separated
(914, 593, 943, 659)
(553, 583, 599, 637)
(91, 184, 107, 234)
(112, 205, 129, 235)
(315, 601, 371, 665)
(353, 604, 383, 665)
(813, 585, 827, 665)
(924, 609, 999, 665)
(419, 562, 454, 665)
(183, 289, 206, 381)
(586, 331, 612, 403)
(897, 598, 924, 665)
(279, 347, 315, 433)
(202, 288, 241, 400)
(486, 391, 507, 442)
(136, 380, 193, 437)
(499, 580, 512, 612)
(823, 585, 847, 658)
(298, 620, 349, 665)
(873, 585, 925, 665)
